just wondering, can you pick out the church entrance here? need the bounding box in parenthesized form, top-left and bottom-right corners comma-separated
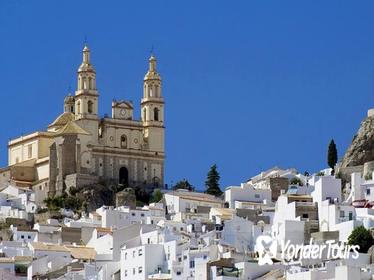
(119, 167, 129, 187)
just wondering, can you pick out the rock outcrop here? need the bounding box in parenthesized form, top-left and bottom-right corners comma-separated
(341, 115, 374, 168)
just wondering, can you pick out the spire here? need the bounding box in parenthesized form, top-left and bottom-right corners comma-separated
(83, 44, 90, 64)
(149, 55, 156, 72)
(78, 44, 95, 73)
(144, 54, 160, 81)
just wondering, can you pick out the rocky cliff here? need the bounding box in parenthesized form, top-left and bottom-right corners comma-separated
(341, 115, 374, 168)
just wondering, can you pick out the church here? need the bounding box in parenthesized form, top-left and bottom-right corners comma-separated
(0, 45, 165, 200)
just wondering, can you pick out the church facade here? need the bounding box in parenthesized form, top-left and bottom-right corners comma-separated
(1, 45, 165, 198)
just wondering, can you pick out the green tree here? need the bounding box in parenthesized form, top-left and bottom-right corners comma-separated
(151, 189, 163, 203)
(348, 225, 374, 253)
(173, 179, 194, 191)
(290, 177, 303, 186)
(205, 164, 222, 196)
(327, 139, 338, 173)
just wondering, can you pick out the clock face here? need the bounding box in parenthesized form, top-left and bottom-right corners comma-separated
(120, 109, 126, 116)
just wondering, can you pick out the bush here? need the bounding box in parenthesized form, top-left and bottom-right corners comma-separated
(348, 226, 374, 253)
(290, 177, 303, 186)
(365, 173, 373, 181)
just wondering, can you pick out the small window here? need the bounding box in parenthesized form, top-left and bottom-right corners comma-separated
(88, 100, 93, 114)
(21, 235, 24, 239)
(124, 270, 127, 277)
(143, 108, 147, 121)
(340, 210, 344, 218)
(138, 249, 142, 256)
(367, 189, 371, 195)
(138, 267, 143, 273)
(302, 213, 309, 219)
(255, 194, 260, 199)
(177, 271, 181, 276)
(133, 268, 135, 275)
(131, 213, 136, 216)
(121, 135, 127, 149)
(154, 108, 159, 121)
(28, 145, 32, 159)
(140, 213, 145, 217)
(190, 260, 195, 268)
(132, 251, 135, 257)
(28, 235, 31, 239)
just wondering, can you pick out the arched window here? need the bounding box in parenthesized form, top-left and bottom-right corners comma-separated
(149, 86, 153, 97)
(88, 77, 92, 89)
(83, 78, 87, 90)
(88, 101, 93, 114)
(77, 101, 81, 114)
(155, 85, 159, 97)
(154, 108, 159, 121)
(143, 108, 147, 121)
(121, 135, 127, 149)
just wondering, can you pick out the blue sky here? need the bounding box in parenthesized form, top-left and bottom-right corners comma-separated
(1, 1, 374, 189)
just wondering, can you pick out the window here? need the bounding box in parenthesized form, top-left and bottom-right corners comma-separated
(77, 101, 81, 114)
(302, 213, 309, 219)
(147, 238, 150, 244)
(154, 108, 159, 121)
(254, 194, 260, 199)
(140, 213, 145, 217)
(349, 211, 353, 220)
(143, 108, 147, 121)
(121, 135, 127, 149)
(133, 268, 135, 275)
(28, 145, 32, 159)
(21, 235, 24, 239)
(138, 267, 143, 274)
(88, 100, 93, 114)
(138, 249, 143, 256)
(340, 210, 344, 218)
(190, 260, 195, 268)
(28, 235, 31, 239)
(124, 270, 127, 277)
(124, 252, 127, 260)
(131, 213, 136, 216)
(176, 271, 181, 276)
(133, 251, 135, 257)
(367, 189, 371, 195)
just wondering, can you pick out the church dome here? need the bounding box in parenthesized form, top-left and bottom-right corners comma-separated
(64, 95, 75, 103)
(48, 112, 75, 130)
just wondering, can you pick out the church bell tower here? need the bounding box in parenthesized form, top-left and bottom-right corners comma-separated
(141, 55, 165, 152)
(74, 45, 99, 120)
